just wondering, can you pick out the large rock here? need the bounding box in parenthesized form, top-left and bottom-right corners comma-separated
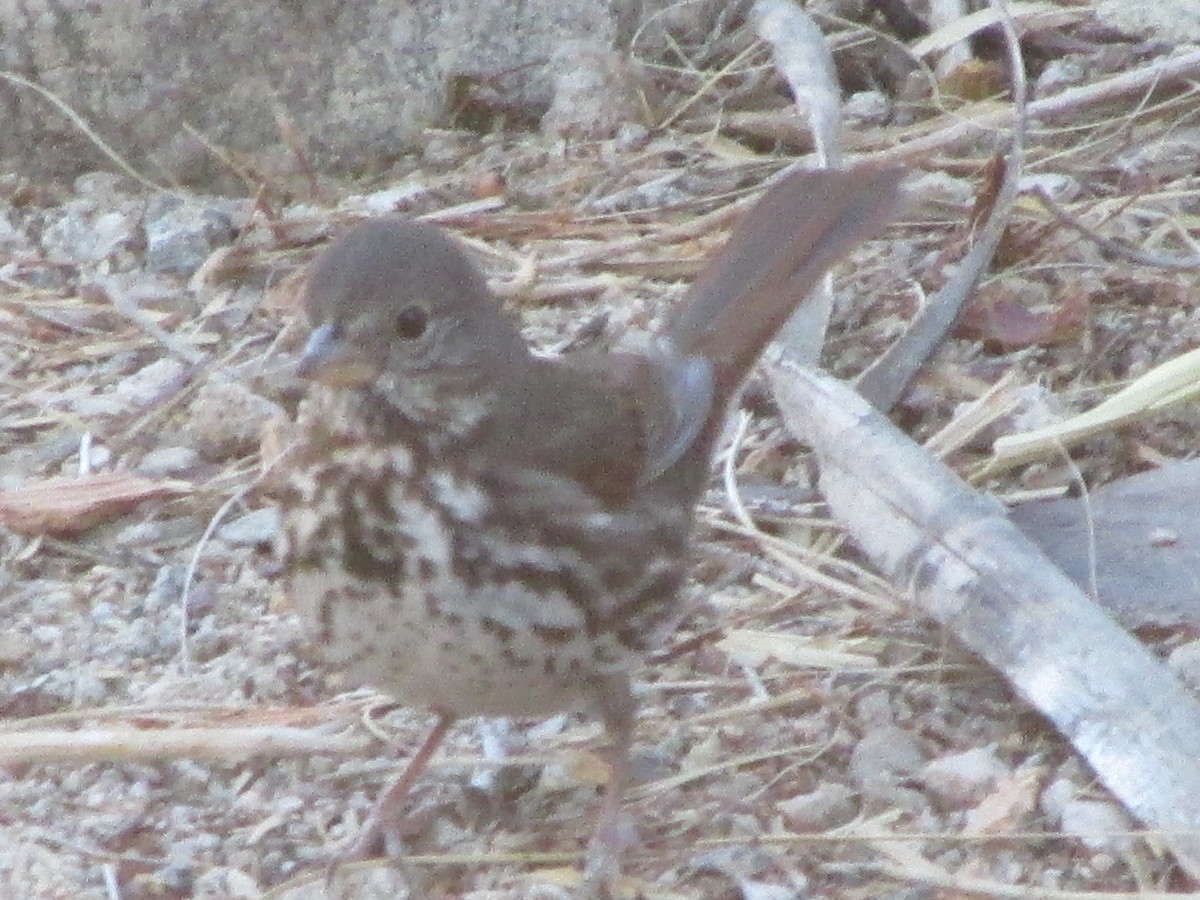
(0, 0, 631, 186)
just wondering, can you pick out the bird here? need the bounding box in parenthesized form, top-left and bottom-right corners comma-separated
(275, 164, 905, 894)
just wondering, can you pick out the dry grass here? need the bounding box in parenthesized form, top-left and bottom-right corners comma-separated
(4, 6, 1200, 898)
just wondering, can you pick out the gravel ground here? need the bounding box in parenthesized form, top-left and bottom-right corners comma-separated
(4, 14, 1200, 898)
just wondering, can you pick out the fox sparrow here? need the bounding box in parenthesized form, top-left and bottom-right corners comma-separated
(277, 164, 904, 892)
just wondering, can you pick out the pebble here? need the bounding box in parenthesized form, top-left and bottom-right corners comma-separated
(217, 508, 280, 547)
(920, 745, 1008, 807)
(42, 196, 144, 266)
(90, 601, 117, 624)
(845, 90, 891, 126)
(1059, 799, 1132, 853)
(1035, 58, 1087, 97)
(117, 516, 202, 550)
(1168, 639, 1200, 692)
(349, 182, 429, 215)
(115, 357, 189, 407)
(542, 42, 641, 139)
(185, 378, 282, 461)
(137, 445, 201, 477)
(144, 194, 244, 276)
(0, 632, 34, 666)
(31, 625, 64, 645)
(777, 782, 857, 831)
(849, 724, 925, 788)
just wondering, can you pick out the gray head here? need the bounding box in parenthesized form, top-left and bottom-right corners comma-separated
(298, 219, 528, 393)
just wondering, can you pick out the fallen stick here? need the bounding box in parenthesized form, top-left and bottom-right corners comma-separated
(770, 361, 1200, 881)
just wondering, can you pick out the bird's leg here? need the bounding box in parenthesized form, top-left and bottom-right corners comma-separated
(579, 676, 638, 899)
(326, 711, 454, 880)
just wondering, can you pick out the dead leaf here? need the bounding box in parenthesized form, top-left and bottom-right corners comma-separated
(719, 629, 879, 670)
(957, 276, 1087, 349)
(963, 766, 1043, 836)
(0, 473, 190, 537)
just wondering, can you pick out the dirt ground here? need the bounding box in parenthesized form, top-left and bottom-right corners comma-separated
(3, 5, 1200, 899)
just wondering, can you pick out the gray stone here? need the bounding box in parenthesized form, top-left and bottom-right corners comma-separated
(777, 782, 857, 831)
(217, 508, 280, 547)
(144, 194, 245, 276)
(184, 378, 282, 461)
(920, 745, 1008, 807)
(541, 42, 642, 138)
(41, 197, 144, 267)
(1058, 799, 1133, 853)
(114, 357, 189, 408)
(1034, 58, 1087, 98)
(844, 90, 890, 126)
(1168, 640, 1200, 692)
(849, 724, 925, 789)
(137, 446, 201, 477)
(0, 0, 628, 186)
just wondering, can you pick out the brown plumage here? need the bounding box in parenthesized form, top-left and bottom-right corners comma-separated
(276, 165, 905, 894)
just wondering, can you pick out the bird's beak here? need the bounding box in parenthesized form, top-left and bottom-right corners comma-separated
(297, 323, 379, 386)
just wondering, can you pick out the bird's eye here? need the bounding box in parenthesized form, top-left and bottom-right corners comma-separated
(394, 305, 428, 340)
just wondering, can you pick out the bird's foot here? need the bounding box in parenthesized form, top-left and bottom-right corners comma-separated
(576, 808, 639, 900)
(321, 815, 389, 889)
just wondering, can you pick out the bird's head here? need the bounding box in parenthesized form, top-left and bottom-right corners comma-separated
(298, 219, 527, 399)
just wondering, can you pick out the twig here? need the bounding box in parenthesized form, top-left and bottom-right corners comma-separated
(856, 0, 1029, 411)
(0, 70, 167, 191)
(1032, 185, 1200, 270)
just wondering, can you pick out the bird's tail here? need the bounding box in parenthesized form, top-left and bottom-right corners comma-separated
(665, 165, 906, 402)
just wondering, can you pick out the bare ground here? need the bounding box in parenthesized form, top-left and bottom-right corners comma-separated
(3, 7, 1200, 899)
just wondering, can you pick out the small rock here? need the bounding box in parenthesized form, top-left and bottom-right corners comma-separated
(1095, 0, 1200, 42)
(83, 441, 112, 471)
(185, 378, 282, 461)
(612, 122, 650, 153)
(114, 520, 176, 547)
(73, 671, 109, 706)
(344, 182, 429, 216)
(1018, 173, 1080, 203)
(32, 625, 64, 645)
(854, 690, 896, 727)
(542, 42, 642, 138)
(144, 194, 243, 277)
(90, 601, 117, 624)
(741, 882, 806, 900)
(908, 169, 977, 208)
(587, 172, 697, 214)
(1058, 799, 1132, 853)
(0, 632, 34, 666)
(777, 782, 857, 832)
(1034, 57, 1087, 98)
(42, 197, 144, 266)
(421, 130, 476, 168)
(920, 745, 1008, 807)
(1040, 769, 1085, 822)
(187, 615, 228, 663)
(115, 357, 189, 408)
(217, 508, 280, 547)
(844, 90, 891, 126)
(271, 207, 329, 247)
(1168, 639, 1200, 692)
(144, 565, 187, 614)
(849, 725, 924, 789)
(137, 446, 201, 477)
(69, 394, 129, 418)
(688, 845, 776, 880)
(1116, 128, 1200, 182)
(0, 209, 22, 249)
(183, 581, 219, 620)
(75, 171, 129, 199)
